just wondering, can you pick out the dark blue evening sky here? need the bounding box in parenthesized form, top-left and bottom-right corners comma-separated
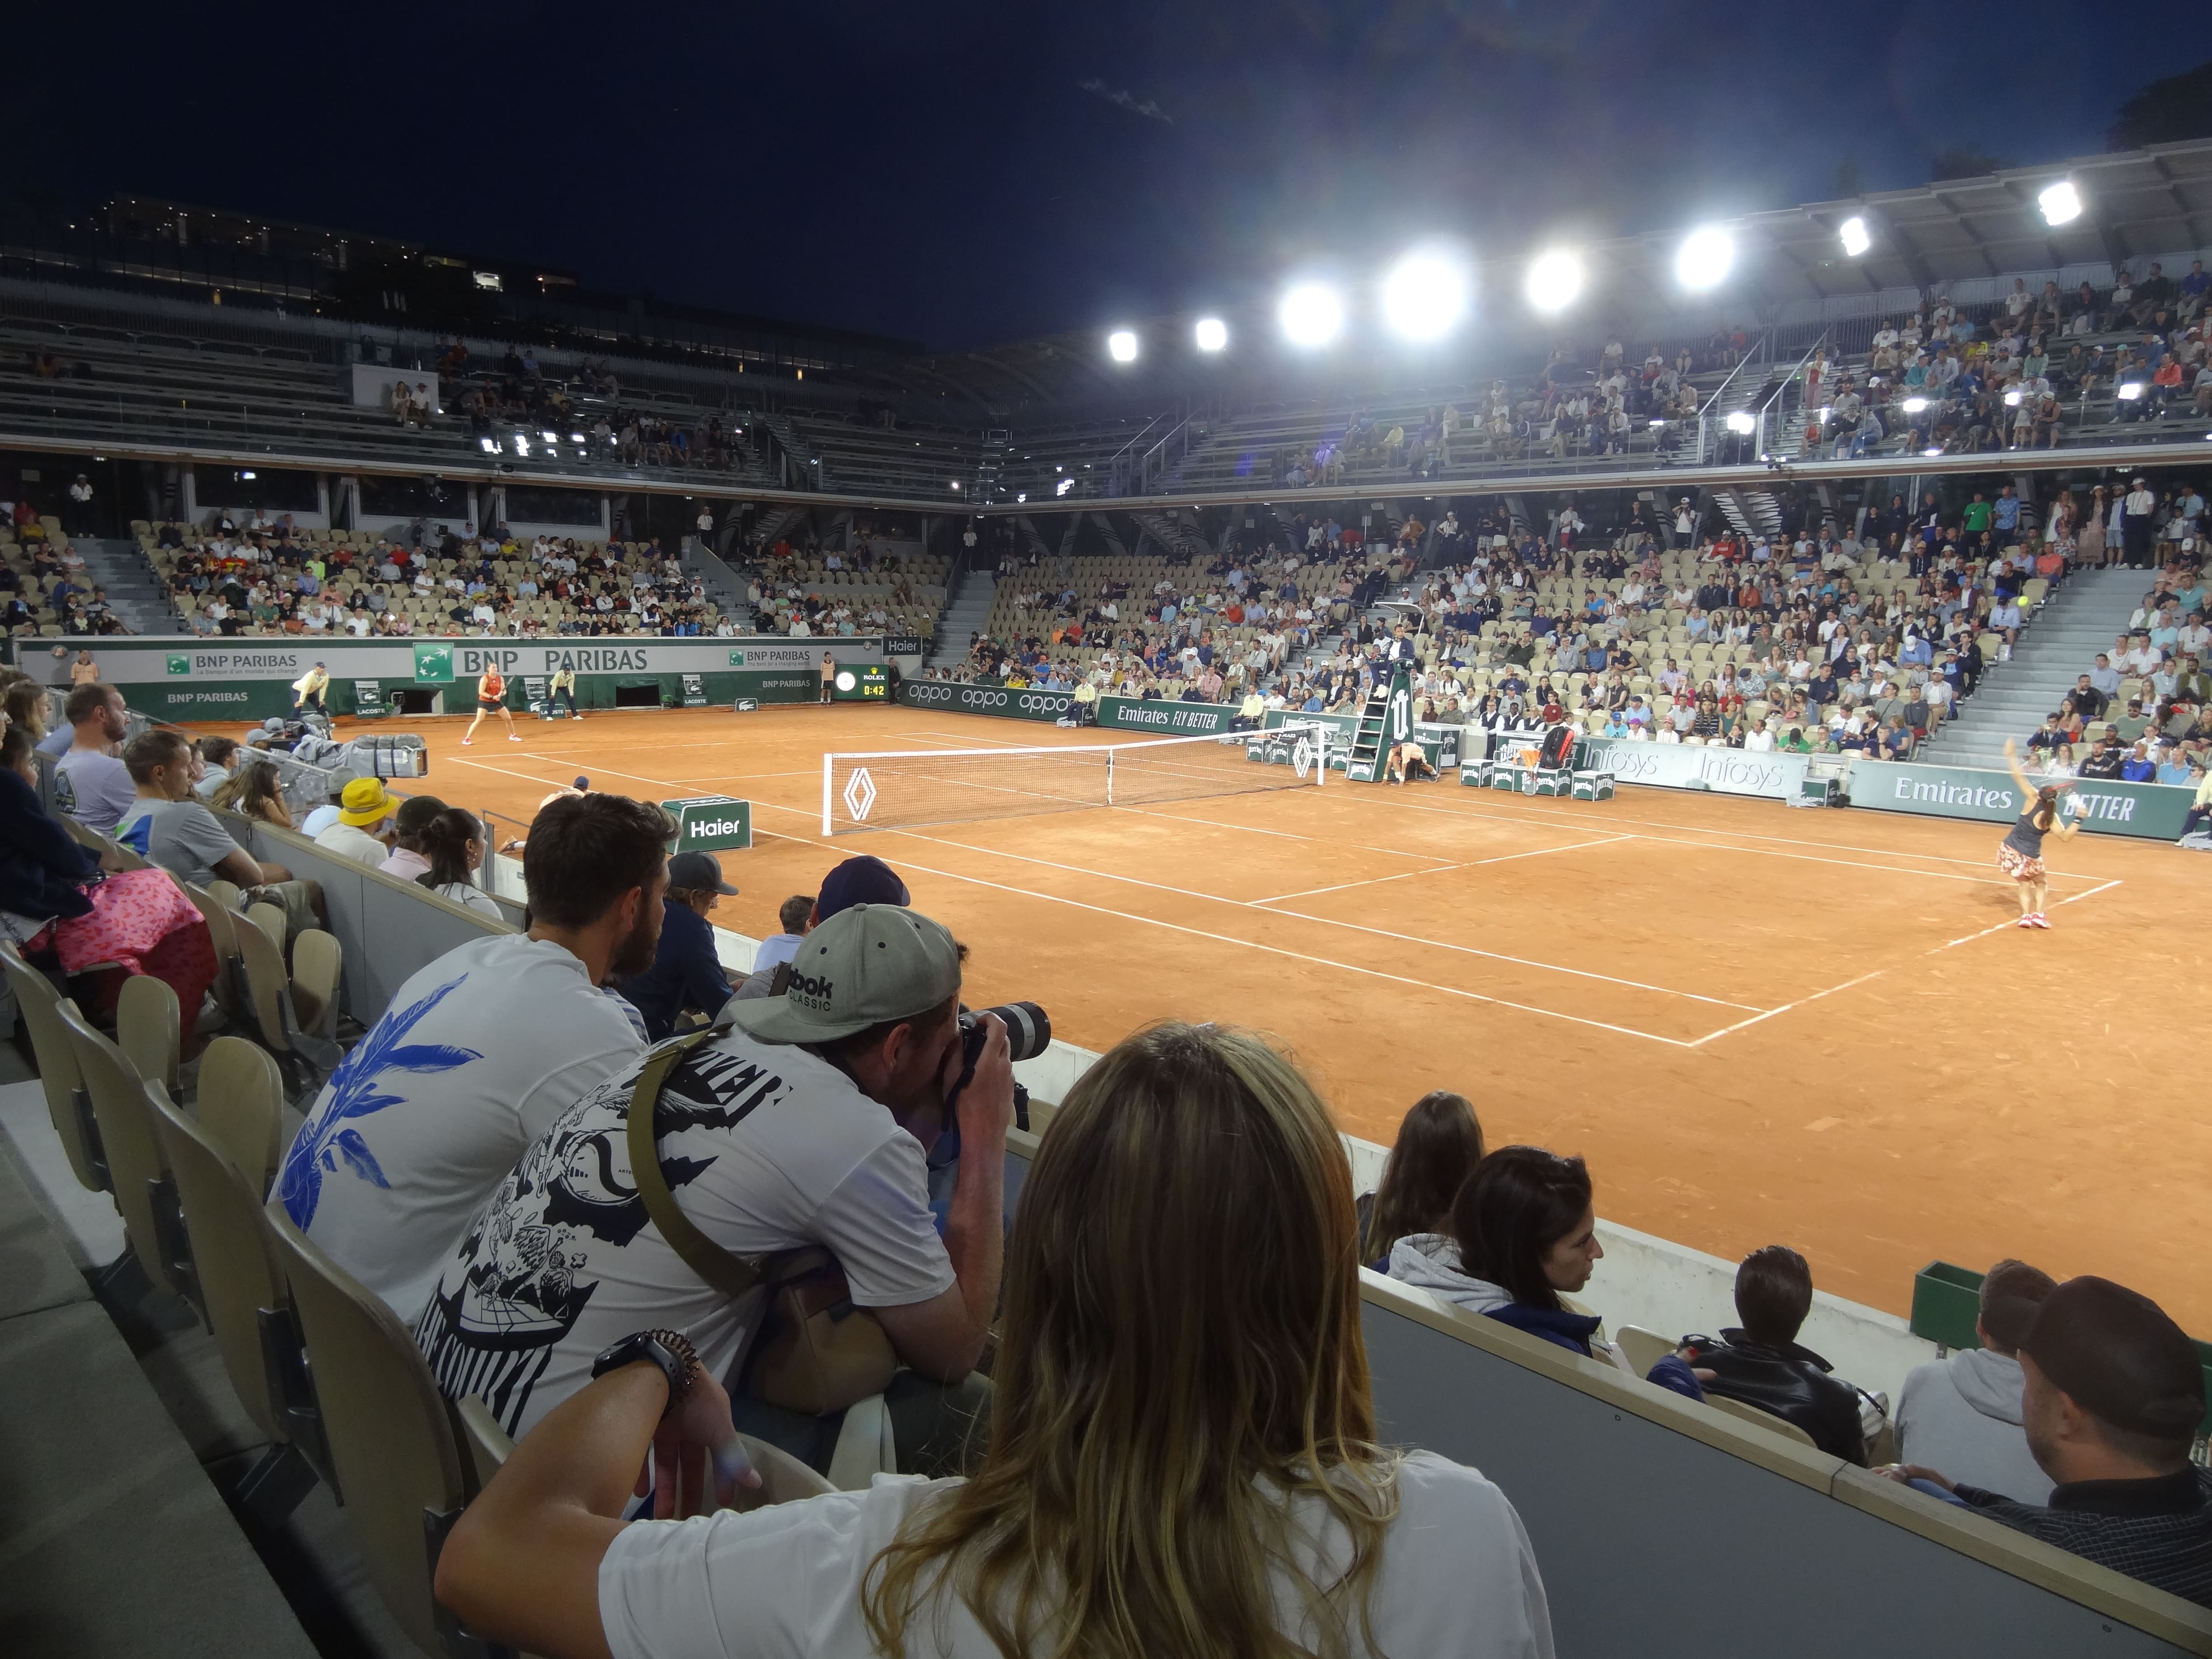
(17, 2, 2210, 348)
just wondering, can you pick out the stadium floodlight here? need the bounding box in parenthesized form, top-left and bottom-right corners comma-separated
(1525, 249, 1584, 313)
(1902, 397, 1929, 413)
(1107, 329, 1139, 363)
(1194, 316, 1228, 351)
(1838, 216, 1870, 258)
(1381, 250, 1468, 342)
(1675, 226, 1734, 291)
(2039, 180, 2083, 226)
(1725, 410, 1756, 435)
(1279, 282, 1345, 347)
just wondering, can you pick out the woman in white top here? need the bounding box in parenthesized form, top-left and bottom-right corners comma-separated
(436, 1022, 1555, 1659)
(413, 807, 502, 918)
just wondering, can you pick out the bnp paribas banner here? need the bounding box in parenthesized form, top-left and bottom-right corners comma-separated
(1572, 738, 1812, 801)
(1846, 759, 2189, 841)
(17, 636, 885, 722)
(896, 682, 1074, 722)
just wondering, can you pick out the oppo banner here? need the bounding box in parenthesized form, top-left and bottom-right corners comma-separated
(1572, 738, 1812, 800)
(1845, 759, 2188, 841)
(896, 682, 1073, 721)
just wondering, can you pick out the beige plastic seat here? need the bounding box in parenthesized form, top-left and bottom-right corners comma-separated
(142, 1070, 323, 1521)
(291, 928, 342, 1040)
(1614, 1324, 1678, 1381)
(193, 1033, 290, 1200)
(116, 972, 180, 1097)
(183, 881, 246, 1023)
(244, 900, 287, 954)
(0, 945, 108, 1194)
(262, 1201, 473, 1657)
(59, 1000, 187, 1302)
(1705, 1390, 1821, 1449)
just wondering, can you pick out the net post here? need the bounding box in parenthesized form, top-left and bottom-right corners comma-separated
(1315, 723, 1326, 785)
(821, 750, 834, 837)
(1106, 746, 1115, 806)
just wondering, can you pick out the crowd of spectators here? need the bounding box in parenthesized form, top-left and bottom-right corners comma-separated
(2, 511, 130, 637)
(737, 525, 950, 642)
(2025, 480, 2212, 799)
(922, 483, 2100, 766)
(144, 513, 734, 638)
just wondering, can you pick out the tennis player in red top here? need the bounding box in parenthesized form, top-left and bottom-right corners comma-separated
(462, 665, 522, 745)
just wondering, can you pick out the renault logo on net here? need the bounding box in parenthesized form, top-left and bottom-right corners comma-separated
(843, 767, 878, 822)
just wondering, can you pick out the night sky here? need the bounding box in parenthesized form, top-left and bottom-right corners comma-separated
(18, 2, 2210, 350)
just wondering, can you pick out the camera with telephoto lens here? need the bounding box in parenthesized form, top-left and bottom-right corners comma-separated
(955, 1002, 1050, 1134)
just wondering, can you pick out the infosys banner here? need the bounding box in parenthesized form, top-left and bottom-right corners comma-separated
(1845, 759, 2190, 841)
(8, 636, 884, 722)
(896, 682, 1073, 722)
(1572, 739, 1812, 801)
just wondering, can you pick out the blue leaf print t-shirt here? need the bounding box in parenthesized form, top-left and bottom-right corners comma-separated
(277, 933, 645, 1323)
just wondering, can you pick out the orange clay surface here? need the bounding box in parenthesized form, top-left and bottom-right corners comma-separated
(199, 702, 2212, 1331)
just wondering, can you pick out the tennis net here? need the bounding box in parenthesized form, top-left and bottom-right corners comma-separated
(821, 724, 1328, 834)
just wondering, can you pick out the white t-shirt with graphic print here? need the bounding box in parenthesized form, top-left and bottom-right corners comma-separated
(277, 933, 645, 1324)
(413, 1023, 954, 1439)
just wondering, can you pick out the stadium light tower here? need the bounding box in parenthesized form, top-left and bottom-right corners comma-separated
(1675, 226, 1734, 291)
(1525, 249, 1584, 313)
(1838, 215, 1870, 258)
(1107, 329, 1139, 363)
(1381, 250, 1468, 341)
(2039, 180, 2083, 226)
(1194, 316, 1228, 351)
(1279, 282, 1345, 348)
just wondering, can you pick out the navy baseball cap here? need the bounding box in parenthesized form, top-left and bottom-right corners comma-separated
(816, 855, 909, 919)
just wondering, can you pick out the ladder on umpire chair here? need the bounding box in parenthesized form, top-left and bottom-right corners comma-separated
(1344, 667, 1412, 783)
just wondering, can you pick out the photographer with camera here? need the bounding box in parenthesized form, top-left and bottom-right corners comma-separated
(416, 902, 1018, 1483)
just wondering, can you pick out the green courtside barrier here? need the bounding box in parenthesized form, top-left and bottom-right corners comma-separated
(1846, 759, 2191, 842)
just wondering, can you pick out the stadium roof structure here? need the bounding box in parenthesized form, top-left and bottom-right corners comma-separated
(840, 141, 2212, 418)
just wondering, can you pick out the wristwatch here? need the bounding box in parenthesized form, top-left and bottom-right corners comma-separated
(590, 1328, 702, 1413)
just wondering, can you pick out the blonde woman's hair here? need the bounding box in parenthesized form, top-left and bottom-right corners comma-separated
(863, 1021, 1398, 1659)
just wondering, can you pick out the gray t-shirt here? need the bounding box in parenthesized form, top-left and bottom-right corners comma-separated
(54, 748, 139, 835)
(115, 796, 246, 888)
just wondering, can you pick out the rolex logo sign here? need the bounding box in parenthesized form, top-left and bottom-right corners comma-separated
(659, 795, 753, 852)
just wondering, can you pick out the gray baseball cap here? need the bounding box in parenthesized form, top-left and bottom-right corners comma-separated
(726, 904, 961, 1045)
(666, 851, 737, 895)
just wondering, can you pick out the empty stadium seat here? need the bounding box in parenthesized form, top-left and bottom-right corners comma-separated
(59, 1000, 189, 1303)
(0, 945, 109, 1196)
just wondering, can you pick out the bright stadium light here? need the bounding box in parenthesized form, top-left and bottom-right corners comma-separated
(2118, 382, 2146, 400)
(2039, 180, 2083, 226)
(1525, 249, 1584, 313)
(1055, 477, 1074, 497)
(1381, 250, 1468, 341)
(2005, 389, 2023, 407)
(1107, 329, 1139, 363)
(1194, 316, 1228, 352)
(479, 436, 497, 452)
(1902, 396, 1929, 413)
(1675, 225, 1735, 291)
(1279, 282, 1345, 347)
(1839, 216, 1871, 258)
(1725, 410, 1756, 435)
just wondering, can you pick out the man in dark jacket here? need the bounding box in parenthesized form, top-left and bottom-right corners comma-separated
(616, 851, 736, 1040)
(1684, 1245, 1871, 1464)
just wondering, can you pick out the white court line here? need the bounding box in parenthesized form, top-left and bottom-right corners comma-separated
(830, 819, 1759, 1013)
(1357, 786, 2106, 877)
(749, 808, 1701, 1048)
(1249, 834, 1632, 902)
(1371, 796, 2026, 887)
(1688, 877, 2125, 1045)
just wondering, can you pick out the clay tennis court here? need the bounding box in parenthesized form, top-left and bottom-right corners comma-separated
(203, 702, 2212, 1331)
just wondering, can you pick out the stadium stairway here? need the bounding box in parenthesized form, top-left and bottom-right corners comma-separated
(927, 567, 997, 670)
(1915, 568, 2145, 769)
(75, 537, 181, 635)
